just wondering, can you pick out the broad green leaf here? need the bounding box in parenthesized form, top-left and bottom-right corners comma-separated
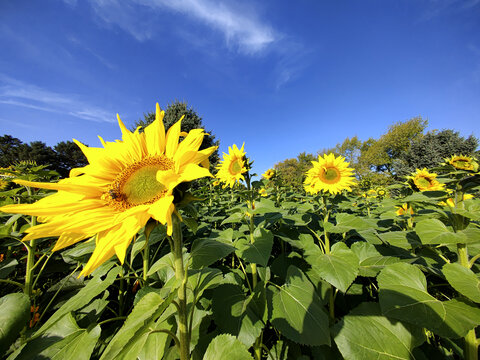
(8, 313, 100, 360)
(0, 293, 30, 354)
(271, 266, 330, 346)
(188, 267, 224, 299)
(190, 238, 235, 269)
(376, 231, 421, 249)
(443, 262, 480, 303)
(378, 263, 480, 338)
(100, 291, 175, 360)
(36, 266, 120, 335)
(221, 212, 245, 225)
(415, 219, 467, 245)
(308, 242, 359, 292)
(212, 284, 265, 347)
(235, 227, 273, 267)
(0, 258, 18, 279)
(334, 302, 425, 360)
(351, 242, 401, 277)
(334, 213, 378, 232)
(203, 334, 253, 360)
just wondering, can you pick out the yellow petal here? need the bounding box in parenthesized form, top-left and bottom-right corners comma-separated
(144, 103, 166, 156)
(165, 117, 184, 158)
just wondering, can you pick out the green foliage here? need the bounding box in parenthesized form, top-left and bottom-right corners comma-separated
(0, 293, 30, 354)
(396, 129, 479, 176)
(360, 116, 427, 174)
(0, 135, 87, 177)
(274, 152, 315, 189)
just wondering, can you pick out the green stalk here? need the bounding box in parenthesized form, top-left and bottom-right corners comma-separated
(458, 243, 478, 360)
(171, 213, 190, 360)
(143, 239, 150, 283)
(24, 218, 37, 297)
(322, 195, 335, 323)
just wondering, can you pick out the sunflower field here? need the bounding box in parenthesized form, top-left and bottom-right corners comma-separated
(1, 105, 480, 360)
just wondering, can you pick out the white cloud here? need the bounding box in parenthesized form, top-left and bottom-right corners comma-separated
(0, 75, 116, 123)
(87, 0, 276, 54)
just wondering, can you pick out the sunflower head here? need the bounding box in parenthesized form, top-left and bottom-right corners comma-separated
(396, 203, 414, 216)
(376, 187, 387, 198)
(0, 102, 217, 276)
(215, 143, 247, 188)
(259, 188, 268, 197)
(408, 168, 445, 192)
(445, 155, 479, 172)
(303, 153, 356, 195)
(262, 169, 275, 180)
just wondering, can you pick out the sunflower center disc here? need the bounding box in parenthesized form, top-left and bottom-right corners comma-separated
(322, 167, 340, 183)
(107, 156, 174, 209)
(230, 159, 243, 174)
(415, 176, 432, 189)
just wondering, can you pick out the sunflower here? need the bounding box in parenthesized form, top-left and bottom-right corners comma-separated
(396, 203, 414, 216)
(215, 143, 247, 188)
(259, 188, 268, 197)
(376, 187, 387, 197)
(0, 103, 217, 276)
(445, 155, 479, 172)
(303, 153, 356, 195)
(408, 168, 445, 191)
(262, 169, 275, 180)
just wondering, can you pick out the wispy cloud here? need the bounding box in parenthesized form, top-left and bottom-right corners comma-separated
(419, 0, 480, 21)
(85, 0, 276, 55)
(0, 74, 116, 123)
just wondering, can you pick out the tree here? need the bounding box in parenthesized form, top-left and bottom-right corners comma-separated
(396, 129, 479, 176)
(134, 100, 220, 168)
(0, 135, 87, 177)
(54, 141, 88, 177)
(359, 116, 427, 175)
(275, 152, 316, 189)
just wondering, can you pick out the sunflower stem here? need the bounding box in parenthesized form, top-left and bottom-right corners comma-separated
(171, 213, 190, 360)
(24, 217, 37, 298)
(458, 242, 478, 359)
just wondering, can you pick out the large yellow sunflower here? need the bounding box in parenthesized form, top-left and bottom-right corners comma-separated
(445, 155, 479, 172)
(303, 153, 356, 195)
(215, 143, 247, 188)
(0, 103, 217, 276)
(408, 168, 445, 191)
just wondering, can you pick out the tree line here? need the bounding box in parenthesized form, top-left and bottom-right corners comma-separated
(274, 116, 479, 189)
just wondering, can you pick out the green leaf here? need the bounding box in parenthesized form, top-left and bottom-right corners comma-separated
(443, 262, 480, 303)
(308, 242, 359, 292)
(271, 266, 330, 346)
(334, 302, 425, 360)
(0, 293, 30, 354)
(351, 242, 401, 277)
(100, 291, 175, 360)
(212, 284, 265, 347)
(415, 219, 467, 245)
(221, 212, 245, 225)
(378, 263, 480, 338)
(235, 227, 273, 267)
(203, 334, 253, 360)
(376, 231, 421, 249)
(8, 313, 100, 360)
(36, 266, 120, 335)
(0, 258, 18, 279)
(190, 238, 235, 269)
(188, 267, 224, 299)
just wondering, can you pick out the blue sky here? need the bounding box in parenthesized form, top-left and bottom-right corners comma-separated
(1, 0, 479, 175)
